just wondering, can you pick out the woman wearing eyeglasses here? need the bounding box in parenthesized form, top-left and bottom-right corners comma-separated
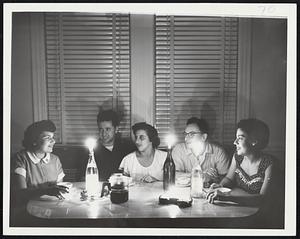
(11, 120, 68, 205)
(206, 119, 274, 206)
(172, 117, 230, 185)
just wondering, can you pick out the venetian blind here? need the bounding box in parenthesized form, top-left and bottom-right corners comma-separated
(45, 13, 131, 144)
(155, 16, 238, 147)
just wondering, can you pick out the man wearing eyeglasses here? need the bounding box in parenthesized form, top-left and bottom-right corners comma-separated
(172, 117, 230, 184)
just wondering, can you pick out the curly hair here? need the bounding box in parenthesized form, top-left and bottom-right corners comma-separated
(22, 120, 56, 150)
(132, 122, 160, 148)
(237, 118, 270, 151)
(97, 109, 120, 127)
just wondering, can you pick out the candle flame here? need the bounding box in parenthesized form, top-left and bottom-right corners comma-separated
(165, 134, 176, 149)
(85, 138, 96, 152)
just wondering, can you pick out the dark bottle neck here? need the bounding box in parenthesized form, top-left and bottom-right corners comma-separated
(166, 148, 174, 162)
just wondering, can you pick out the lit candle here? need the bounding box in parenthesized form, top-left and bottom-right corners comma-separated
(165, 134, 176, 150)
(85, 138, 96, 154)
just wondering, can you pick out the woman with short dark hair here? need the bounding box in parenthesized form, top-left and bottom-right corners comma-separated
(206, 118, 274, 206)
(119, 122, 167, 182)
(12, 120, 68, 201)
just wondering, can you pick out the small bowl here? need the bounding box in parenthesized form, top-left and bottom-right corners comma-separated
(218, 187, 231, 194)
(175, 176, 191, 187)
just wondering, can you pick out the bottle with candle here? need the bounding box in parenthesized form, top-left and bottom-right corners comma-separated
(85, 138, 99, 198)
(163, 135, 176, 191)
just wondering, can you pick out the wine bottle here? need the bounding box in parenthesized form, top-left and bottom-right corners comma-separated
(163, 149, 176, 191)
(85, 150, 99, 197)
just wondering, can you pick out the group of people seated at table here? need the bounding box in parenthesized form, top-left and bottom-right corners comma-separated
(11, 109, 274, 208)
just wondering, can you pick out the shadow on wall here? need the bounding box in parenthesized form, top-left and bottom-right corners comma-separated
(172, 92, 240, 159)
(173, 93, 218, 143)
(221, 121, 236, 159)
(131, 96, 150, 141)
(97, 98, 127, 125)
(64, 97, 128, 142)
(131, 95, 148, 124)
(64, 97, 99, 143)
(56, 98, 130, 181)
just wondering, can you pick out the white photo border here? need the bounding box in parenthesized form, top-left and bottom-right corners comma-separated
(3, 2, 297, 236)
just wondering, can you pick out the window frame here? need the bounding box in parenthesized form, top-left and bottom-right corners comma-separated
(31, 14, 251, 147)
(33, 12, 132, 146)
(154, 15, 246, 147)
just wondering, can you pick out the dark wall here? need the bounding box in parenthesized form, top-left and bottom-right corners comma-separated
(250, 18, 287, 161)
(11, 13, 34, 153)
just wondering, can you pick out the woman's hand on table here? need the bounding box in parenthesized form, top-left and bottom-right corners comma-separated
(205, 168, 218, 179)
(203, 168, 220, 186)
(44, 185, 69, 200)
(206, 189, 226, 204)
(141, 175, 157, 183)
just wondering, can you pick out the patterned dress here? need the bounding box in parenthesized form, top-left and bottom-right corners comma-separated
(234, 153, 273, 194)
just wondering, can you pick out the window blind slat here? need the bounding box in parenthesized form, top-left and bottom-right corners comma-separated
(45, 13, 131, 144)
(155, 16, 238, 146)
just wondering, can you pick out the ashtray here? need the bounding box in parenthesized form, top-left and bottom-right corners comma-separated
(159, 195, 192, 208)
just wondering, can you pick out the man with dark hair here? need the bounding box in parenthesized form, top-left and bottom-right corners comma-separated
(93, 109, 135, 181)
(172, 117, 230, 184)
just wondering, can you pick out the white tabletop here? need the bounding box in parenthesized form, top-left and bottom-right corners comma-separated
(27, 181, 259, 219)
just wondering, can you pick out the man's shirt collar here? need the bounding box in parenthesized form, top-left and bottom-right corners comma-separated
(184, 141, 213, 156)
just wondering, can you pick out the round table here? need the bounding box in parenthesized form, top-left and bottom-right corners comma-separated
(27, 181, 259, 219)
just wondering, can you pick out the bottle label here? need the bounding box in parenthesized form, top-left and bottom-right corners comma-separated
(86, 174, 99, 197)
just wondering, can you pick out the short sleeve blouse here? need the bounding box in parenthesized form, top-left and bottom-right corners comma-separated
(234, 153, 273, 194)
(119, 149, 167, 182)
(13, 150, 65, 188)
